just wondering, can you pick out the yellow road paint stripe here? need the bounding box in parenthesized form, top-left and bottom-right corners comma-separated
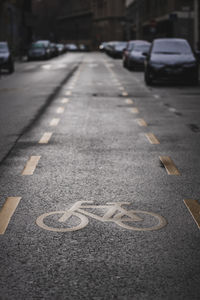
(122, 92, 128, 97)
(184, 199, 200, 229)
(39, 132, 53, 144)
(145, 133, 160, 144)
(50, 118, 60, 126)
(22, 156, 41, 175)
(125, 99, 134, 105)
(61, 98, 69, 104)
(56, 107, 65, 114)
(136, 119, 147, 127)
(131, 107, 139, 114)
(65, 91, 72, 96)
(159, 156, 180, 175)
(0, 197, 21, 235)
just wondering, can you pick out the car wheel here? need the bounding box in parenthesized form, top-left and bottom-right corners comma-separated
(145, 71, 153, 86)
(8, 63, 14, 74)
(190, 75, 199, 86)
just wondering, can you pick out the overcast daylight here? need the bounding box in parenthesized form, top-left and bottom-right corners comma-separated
(0, 1, 200, 299)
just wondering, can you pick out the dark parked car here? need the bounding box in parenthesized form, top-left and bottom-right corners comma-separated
(56, 44, 65, 54)
(144, 38, 199, 85)
(50, 43, 59, 57)
(0, 42, 14, 73)
(99, 42, 108, 52)
(123, 40, 149, 69)
(126, 41, 151, 70)
(111, 41, 127, 58)
(65, 44, 78, 51)
(28, 41, 51, 60)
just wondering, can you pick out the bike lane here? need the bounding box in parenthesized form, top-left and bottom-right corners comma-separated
(0, 53, 199, 299)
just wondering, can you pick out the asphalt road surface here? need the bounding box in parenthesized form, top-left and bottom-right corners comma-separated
(0, 52, 199, 300)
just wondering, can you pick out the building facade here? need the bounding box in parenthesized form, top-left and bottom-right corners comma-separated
(56, 0, 93, 47)
(92, 0, 126, 47)
(125, 0, 199, 49)
(0, 0, 32, 55)
(32, 0, 126, 49)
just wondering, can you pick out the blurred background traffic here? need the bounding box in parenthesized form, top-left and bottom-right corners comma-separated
(0, 0, 200, 84)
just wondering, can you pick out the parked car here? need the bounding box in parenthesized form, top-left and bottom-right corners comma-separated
(0, 41, 14, 73)
(50, 43, 59, 57)
(99, 42, 108, 52)
(65, 44, 78, 51)
(78, 44, 89, 52)
(56, 43, 65, 54)
(123, 40, 149, 68)
(27, 41, 51, 60)
(104, 41, 118, 56)
(126, 41, 151, 70)
(144, 38, 199, 85)
(111, 41, 127, 58)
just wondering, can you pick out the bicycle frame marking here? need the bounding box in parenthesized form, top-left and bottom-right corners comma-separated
(36, 201, 167, 232)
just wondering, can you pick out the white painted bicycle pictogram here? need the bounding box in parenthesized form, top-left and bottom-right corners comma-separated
(36, 201, 167, 232)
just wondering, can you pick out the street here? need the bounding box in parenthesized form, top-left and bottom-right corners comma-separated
(0, 52, 200, 299)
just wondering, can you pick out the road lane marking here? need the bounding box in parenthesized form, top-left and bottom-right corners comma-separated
(122, 92, 128, 97)
(22, 156, 41, 175)
(42, 65, 52, 70)
(125, 99, 134, 105)
(145, 133, 160, 144)
(65, 91, 72, 96)
(39, 132, 53, 144)
(61, 98, 69, 104)
(131, 108, 139, 114)
(159, 156, 180, 175)
(36, 201, 167, 232)
(0, 197, 22, 235)
(136, 119, 147, 127)
(50, 118, 60, 126)
(56, 107, 65, 114)
(184, 199, 200, 229)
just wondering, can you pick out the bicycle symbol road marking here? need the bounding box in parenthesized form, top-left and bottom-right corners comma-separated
(36, 201, 167, 232)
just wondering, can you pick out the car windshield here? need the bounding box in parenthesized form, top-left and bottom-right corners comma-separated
(31, 43, 45, 49)
(152, 40, 192, 54)
(133, 44, 150, 52)
(115, 42, 126, 50)
(0, 43, 8, 53)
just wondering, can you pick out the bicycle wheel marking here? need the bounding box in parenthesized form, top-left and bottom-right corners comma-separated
(36, 201, 167, 233)
(36, 211, 88, 232)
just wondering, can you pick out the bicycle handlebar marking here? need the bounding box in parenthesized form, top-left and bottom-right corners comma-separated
(36, 201, 167, 232)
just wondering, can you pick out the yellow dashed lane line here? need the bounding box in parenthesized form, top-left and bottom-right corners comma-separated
(0, 197, 21, 234)
(22, 156, 41, 176)
(184, 199, 200, 229)
(159, 156, 180, 176)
